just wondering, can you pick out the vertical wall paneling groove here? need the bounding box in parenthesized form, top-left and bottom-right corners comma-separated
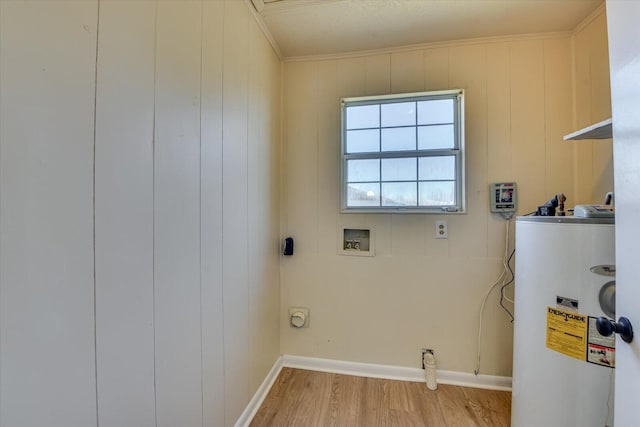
(94, 1, 157, 426)
(448, 44, 488, 259)
(423, 47, 451, 259)
(201, 0, 225, 425)
(247, 10, 261, 396)
(390, 50, 425, 94)
(246, 15, 266, 398)
(586, 12, 613, 203)
(247, 15, 282, 396)
(222, 1, 250, 424)
(510, 40, 546, 213)
(92, 2, 100, 424)
(0, 2, 3, 420)
(0, 1, 99, 426)
(389, 51, 428, 257)
(316, 60, 339, 256)
(572, 10, 613, 204)
(424, 48, 450, 92)
(154, 1, 203, 426)
(486, 43, 511, 258)
(284, 61, 321, 256)
(364, 54, 391, 96)
(362, 53, 393, 256)
(573, 24, 594, 204)
(543, 38, 574, 202)
(254, 31, 281, 394)
(152, 4, 159, 424)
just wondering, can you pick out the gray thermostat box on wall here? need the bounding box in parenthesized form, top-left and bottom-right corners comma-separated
(490, 182, 517, 214)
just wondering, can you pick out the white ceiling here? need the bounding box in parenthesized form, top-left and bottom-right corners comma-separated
(253, 0, 604, 59)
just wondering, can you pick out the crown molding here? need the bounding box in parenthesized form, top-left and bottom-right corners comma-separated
(573, 2, 607, 35)
(260, 0, 346, 16)
(284, 31, 573, 63)
(245, 0, 283, 60)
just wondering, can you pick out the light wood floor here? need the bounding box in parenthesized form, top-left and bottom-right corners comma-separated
(250, 368, 511, 427)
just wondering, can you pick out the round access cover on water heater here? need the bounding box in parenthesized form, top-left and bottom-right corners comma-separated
(598, 280, 616, 319)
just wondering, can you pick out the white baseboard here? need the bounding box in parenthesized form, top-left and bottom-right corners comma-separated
(282, 355, 512, 391)
(234, 356, 283, 427)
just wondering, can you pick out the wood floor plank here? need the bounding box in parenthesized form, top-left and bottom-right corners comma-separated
(329, 372, 367, 426)
(410, 381, 449, 425)
(360, 377, 390, 427)
(461, 387, 512, 427)
(436, 384, 479, 426)
(249, 368, 511, 427)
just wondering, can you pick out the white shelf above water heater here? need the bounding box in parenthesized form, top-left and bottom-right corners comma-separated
(563, 118, 612, 140)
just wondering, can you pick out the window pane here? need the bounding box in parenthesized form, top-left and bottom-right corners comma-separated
(381, 102, 415, 127)
(419, 181, 456, 206)
(346, 105, 379, 129)
(419, 156, 455, 180)
(348, 183, 380, 206)
(381, 127, 415, 151)
(382, 182, 417, 206)
(382, 158, 416, 181)
(342, 91, 464, 212)
(346, 129, 379, 153)
(347, 159, 379, 182)
(418, 124, 454, 149)
(417, 99, 454, 125)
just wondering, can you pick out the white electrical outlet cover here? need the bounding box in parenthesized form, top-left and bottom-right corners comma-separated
(435, 221, 447, 239)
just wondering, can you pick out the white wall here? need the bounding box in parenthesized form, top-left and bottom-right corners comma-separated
(280, 17, 611, 376)
(573, 8, 614, 204)
(0, 1, 281, 426)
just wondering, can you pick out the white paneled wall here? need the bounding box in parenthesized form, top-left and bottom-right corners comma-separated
(222, 1, 250, 425)
(280, 34, 595, 377)
(94, 1, 156, 425)
(0, 1, 281, 427)
(154, 1, 204, 425)
(201, 1, 226, 425)
(573, 11, 613, 204)
(0, 1, 99, 425)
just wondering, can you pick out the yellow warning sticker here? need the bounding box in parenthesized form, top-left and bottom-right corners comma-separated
(546, 307, 587, 360)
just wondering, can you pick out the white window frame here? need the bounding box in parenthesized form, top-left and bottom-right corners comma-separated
(340, 89, 466, 214)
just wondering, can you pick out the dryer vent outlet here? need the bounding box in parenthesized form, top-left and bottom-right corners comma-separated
(289, 307, 309, 328)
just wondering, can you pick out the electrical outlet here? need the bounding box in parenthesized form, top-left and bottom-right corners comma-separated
(435, 221, 447, 239)
(421, 348, 434, 369)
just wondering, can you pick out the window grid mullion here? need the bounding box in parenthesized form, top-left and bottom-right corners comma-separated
(416, 156, 419, 206)
(342, 90, 463, 212)
(378, 105, 382, 153)
(345, 149, 459, 160)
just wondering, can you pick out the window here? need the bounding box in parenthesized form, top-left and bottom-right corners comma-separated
(341, 89, 465, 213)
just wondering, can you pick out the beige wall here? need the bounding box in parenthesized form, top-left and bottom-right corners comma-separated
(279, 20, 611, 376)
(0, 1, 280, 426)
(573, 8, 613, 204)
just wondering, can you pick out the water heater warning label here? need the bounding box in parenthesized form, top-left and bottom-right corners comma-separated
(546, 307, 587, 361)
(587, 317, 615, 368)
